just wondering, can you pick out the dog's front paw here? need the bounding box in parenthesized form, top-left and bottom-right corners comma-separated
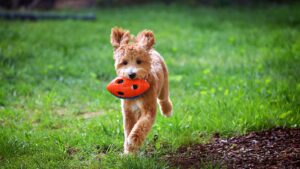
(124, 138, 139, 154)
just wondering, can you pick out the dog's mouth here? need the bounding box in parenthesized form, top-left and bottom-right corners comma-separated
(117, 69, 150, 80)
(136, 73, 150, 80)
(127, 74, 149, 80)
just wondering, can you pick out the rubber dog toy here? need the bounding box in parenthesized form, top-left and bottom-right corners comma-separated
(107, 77, 150, 99)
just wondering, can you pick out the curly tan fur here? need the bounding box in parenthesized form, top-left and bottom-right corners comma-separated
(110, 27, 173, 154)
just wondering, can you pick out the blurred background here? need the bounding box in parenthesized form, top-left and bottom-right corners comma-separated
(0, 0, 297, 10)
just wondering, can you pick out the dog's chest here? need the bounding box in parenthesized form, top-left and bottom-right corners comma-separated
(130, 100, 143, 113)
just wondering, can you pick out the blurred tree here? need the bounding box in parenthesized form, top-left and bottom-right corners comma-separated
(0, 0, 297, 9)
(0, 0, 54, 9)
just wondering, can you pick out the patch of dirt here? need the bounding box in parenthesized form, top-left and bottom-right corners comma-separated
(66, 146, 80, 156)
(78, 111, 104, 119)
(54, 108, 66, 116)
(55, 108, 104, 119)
(164, 127, 300, 169)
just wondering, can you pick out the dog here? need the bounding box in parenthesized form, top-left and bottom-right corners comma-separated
(110, 27, 173, 154)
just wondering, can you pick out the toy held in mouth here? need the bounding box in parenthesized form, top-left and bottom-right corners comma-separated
(106, 77, 150, 99)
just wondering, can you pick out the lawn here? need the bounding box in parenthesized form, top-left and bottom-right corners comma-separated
(0, 3, 300, 168)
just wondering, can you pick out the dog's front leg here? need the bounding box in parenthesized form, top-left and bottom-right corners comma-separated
(123, 109, 137, 154)
(125, 110, 156, 154)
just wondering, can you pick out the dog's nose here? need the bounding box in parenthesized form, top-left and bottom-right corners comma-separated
(129, 73, 136, 79)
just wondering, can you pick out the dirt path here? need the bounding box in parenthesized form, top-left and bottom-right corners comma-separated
(164, 127, 300, 169)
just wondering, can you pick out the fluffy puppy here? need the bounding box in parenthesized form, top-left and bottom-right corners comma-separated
(110, 27, 173, 154)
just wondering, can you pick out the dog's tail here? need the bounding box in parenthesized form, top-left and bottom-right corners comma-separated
(159, 99, 173, 117)
(158, 60, 173, 117)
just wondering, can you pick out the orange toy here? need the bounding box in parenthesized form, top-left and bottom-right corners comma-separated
(107, 77, 150, 99)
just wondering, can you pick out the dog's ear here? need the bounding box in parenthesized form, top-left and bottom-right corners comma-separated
(110, 27, 130, 50)
(136, 30, 155, 50)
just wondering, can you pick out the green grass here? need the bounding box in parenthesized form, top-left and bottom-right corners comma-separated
(1, 3, 300, 168)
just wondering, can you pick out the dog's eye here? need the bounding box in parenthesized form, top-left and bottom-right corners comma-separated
(122, 61, 128, 65)
(136, 60, 142, 64)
